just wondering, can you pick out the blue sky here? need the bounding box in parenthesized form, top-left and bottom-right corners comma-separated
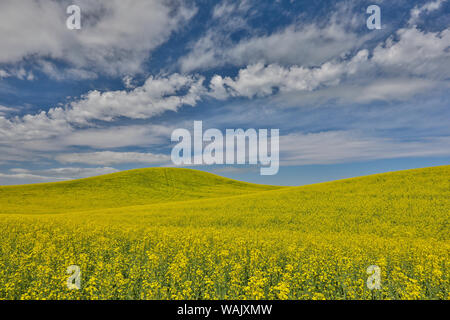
(0, 0, 449, 185)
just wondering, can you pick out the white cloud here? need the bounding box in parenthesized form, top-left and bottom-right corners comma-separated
(0, 73, 199, 164)
(0, 105, 13, 111)
(0, 105, 17, 116)
(281, 131, 450, 166)
(0, 0, 197, 77)
(190, 0, 450, 104)
(0, 111, 73, 142)
(208, 21, 450, 103)
(37, 167, 119, 177)
(208, 50, 369, 99)
(55, 151, 170, 165)
(0, 70, 10, 78)
(0, 67, 34, 80)
(1, 0, 449, 175)
(180, 2, 367, 72)
(0, 166, 118, 185)
(59, 125, 173, 149)
(2, 19, 448, 162)
(37, 60, 97, 80)
(0, 73, 205, 147)
(1, 2, 448, 149)
(180, 23, 364, 72)
(60, 74, 205, 124)
(409, 0, 447, 25)
(212, 0, 251, 19)
(372, 26, 450, 79)
(0, 172, 60, 184)
(352, 79, 439, 103)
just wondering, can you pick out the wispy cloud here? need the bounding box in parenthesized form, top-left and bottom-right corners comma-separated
(180, 2, 367, 72)
(409, 0, 447, 25)
(281, 132, 450, 165)
(0, 167, 118, 185)
(55, 151, 170, 165)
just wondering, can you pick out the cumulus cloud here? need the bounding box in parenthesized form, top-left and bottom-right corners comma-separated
(180, 0, 450, 104)
(208, 49, 369, 99)
(0, 73, 204, 146)
(0, 0, 197, 77)
(208, 21, 450, 102)
(2, 1, 448, 149)
(0, 72, 204, 169)
(61, 74, 205, 124)
(55, 151, 170, 165)
(2, 19, 449, 165)
(372, 26, 450, 79)
(0, 111, 73, 142)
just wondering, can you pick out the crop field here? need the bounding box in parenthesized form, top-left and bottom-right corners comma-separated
(0, 166, 448, 300)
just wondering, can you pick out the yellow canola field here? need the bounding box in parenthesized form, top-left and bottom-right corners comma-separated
(0, 166, 448, 300)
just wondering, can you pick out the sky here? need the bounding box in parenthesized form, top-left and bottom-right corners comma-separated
(0, 0, 449, 186)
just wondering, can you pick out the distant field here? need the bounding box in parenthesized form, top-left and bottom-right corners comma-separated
(0, 166, 448, 300)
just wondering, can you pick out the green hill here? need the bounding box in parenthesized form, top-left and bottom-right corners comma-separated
(0, 165, 448, 300)
(0, 167, 281, 214)
(77, 165, 450, 240)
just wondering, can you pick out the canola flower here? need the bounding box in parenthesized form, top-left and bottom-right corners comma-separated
(0, 166, 448, 300)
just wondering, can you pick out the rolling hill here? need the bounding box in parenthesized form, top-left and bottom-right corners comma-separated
(0, 167, 281, 214)
(0, 165, 448, 300)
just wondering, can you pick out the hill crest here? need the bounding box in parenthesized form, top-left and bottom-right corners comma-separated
(0, 167, 281, 214)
